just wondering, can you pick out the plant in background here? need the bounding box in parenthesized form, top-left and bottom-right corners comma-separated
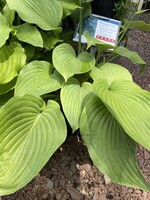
(0, 0, 150, 196)
(114, 0, 134, 22)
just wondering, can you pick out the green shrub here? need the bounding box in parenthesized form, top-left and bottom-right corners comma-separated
(0, 0, 150, 196)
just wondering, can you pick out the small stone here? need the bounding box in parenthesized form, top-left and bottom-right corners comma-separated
(82, 163, 92, 172)
(144, 150, 150, 160)
(46, 179, 54, 189)
(104, 175, 111, 185)
(128, 189, 133, 193)
(80, 170, 86, 178)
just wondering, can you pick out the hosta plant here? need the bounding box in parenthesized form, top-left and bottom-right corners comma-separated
(0, 0, 150, 196)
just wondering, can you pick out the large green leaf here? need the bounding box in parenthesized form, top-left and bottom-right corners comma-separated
(41, 31, 62, 50)
(3, 4, 15, 26)
(83, 31, 116, 50)
(0, 24, 12, 47)
(93, 79, 150, 151)
(0, 94, 67, 195)
(128, 21, 150, 31)
(0, 43, 26, 84)
(114, 47, 146, 72)
(6, 0, 63, 31)
(90, 63, 132, 84)
(61, 78, 93, 132)
(53, 43, 95, 81)
(13, 23, 43, 47)
(57, 0, 80, 18)
(0, 13, 6, 25)
(80, 95, 150, 191)
(15, 61, 64, 97)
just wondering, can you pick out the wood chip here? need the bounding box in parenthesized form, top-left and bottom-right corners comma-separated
(66, 186, 81, 200)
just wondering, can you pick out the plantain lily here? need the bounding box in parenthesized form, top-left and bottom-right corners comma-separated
(0, 0, 149, 195)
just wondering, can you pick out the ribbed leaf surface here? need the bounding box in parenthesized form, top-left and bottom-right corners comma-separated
(53, 43, 95, 81)
(15, 61, 63, 96)
(0, 43, 26, 84)
(6, 0, 63, 31)
(80, 95, 150, 191)
(57, 0, 80, 17)
(90, 63, 132, 84)
(14, 23, 43, 47)
(2, 4, 15, 26)
(0, 94, 67, 195)
(93, 79, 150, 150)
(61, 78, 93, 132)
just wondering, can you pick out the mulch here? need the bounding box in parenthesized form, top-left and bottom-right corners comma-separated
(1, 12, 150, 200)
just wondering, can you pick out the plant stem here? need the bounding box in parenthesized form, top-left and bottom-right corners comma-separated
(117, 5, 137, 45)
(78, 0, 82, 55)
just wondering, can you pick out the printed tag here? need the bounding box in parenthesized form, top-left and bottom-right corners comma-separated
(73, 14, 121, 46)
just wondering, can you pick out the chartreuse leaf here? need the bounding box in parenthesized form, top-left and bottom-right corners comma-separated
(90, 63, 132, 84)
(0, 13, 7, 25)
(53, 43, 95, 81)
(0, 94, 67, 195)
(6, 0, 63, 31)
(0, 43, 26, 84)
(0, 12, 12, 47)
(57, 0, 80, 18)
(93, 79, 150, 151)
(0, 24, 12, 47)
(61, 78, 93, 132)
(80, 95, 150, 191)
(15, 61, 64, 97)
(13, 23, 43, 47)
(114, 47, 146, 72)
(41, 31, 62, 50)
(83, 31, 116, 50)
(3, 4, 15, 26)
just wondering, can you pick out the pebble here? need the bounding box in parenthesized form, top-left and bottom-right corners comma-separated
(46, 179, 54, 189)
(104, 175, 111, 185)
(82, 163, 92, 172)
(128, 189, 133, 193)
(144, 150, 150, 160)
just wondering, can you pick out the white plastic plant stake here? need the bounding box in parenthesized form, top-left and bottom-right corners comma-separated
(131, 0, 144, 11)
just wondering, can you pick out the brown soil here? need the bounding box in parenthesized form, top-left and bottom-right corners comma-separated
(1, 12, 150, 200)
